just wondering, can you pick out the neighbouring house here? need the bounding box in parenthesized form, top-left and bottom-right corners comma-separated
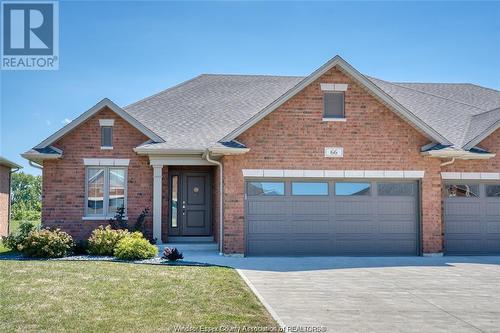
(0, 157, 21, 237)
(22, 56, 500, 256)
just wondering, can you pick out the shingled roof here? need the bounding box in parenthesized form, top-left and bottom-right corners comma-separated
(24, 56, 500, 160)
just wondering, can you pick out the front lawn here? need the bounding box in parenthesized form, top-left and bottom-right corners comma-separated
(0, 261, 277, 332)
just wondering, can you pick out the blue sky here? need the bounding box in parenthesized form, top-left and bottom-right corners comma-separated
(1, 1, 499, 175)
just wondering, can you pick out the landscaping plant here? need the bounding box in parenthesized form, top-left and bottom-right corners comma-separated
(19, 228, 74, 258)
(109, 207, 127, 230)
(87, 225, 130, 256)
(133, 208, 149, 234)
(1, 221, 37, 251)
(162, 247, 184, 261)
(114, 233, 158, 260)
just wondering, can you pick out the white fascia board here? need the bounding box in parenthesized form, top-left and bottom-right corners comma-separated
(149, 155, 215, 166)
(134, 146, 249, 156)
(35, 98, 163, 149)
(0, 157, 22, 169)
(220, 55, 450, 145)
(422, 150, 496, 160)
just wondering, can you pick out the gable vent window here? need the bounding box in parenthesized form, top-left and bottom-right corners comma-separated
(323, 92, 345, 120)
(99, 119, 115, 149)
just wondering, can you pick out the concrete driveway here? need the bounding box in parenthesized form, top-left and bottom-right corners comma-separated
(185, 253, 500, 332)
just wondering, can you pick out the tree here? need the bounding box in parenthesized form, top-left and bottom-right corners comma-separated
(10, 172, 42, 221)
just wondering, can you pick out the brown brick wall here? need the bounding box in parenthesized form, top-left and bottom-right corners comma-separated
(222, 67, 447, 254)
(0, 166, 10, 237)
(42, 107, 154, 241)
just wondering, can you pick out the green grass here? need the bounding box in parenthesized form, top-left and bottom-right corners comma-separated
(0, 261, 277, 332)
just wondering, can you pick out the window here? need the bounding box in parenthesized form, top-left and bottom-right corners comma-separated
(292, 182, 328, 196)
(486, 185, 500, 197)
(85, 167, 127, 217)
(378, 183, 415, 196)
(247, 182, 284, 196)
(324, 92, 345, 119)
(335, 182, 370, 196)
(445, 184, 479, 198)
(101, 126, 113, 148)
(171, 175, 178, 227)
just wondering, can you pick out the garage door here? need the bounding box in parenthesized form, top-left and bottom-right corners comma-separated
(444, 183, 500, 255)
(245, 180, 419, 256)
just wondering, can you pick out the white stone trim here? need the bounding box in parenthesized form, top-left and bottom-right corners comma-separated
(441, 172, 500, 180)
(320, 83, 348, 91)
(242, 169, 425, 179)
(83, 158, 129, 166)
(322, 117, 347, 122)
(99, 119, 115, 126)
(100, 146, 113, 150)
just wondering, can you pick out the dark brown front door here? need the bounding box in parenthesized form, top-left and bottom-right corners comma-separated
(169, 172, 212, 236)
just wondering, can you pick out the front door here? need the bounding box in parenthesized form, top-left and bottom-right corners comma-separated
(169, 172, 212, 236)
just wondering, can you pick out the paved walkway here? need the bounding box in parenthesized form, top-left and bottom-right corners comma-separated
(184, 252, 500, 332)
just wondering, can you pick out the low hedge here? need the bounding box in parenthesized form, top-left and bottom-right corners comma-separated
(19, 228, 74, 258)
(87, 226, 130, 256)
(114, 235, 158, 260)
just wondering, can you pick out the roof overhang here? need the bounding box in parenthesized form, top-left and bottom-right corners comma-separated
(34, 98, 164, 149)
(220, 55, 451, 145)
(21, 146, 63, 165)
(0, 156, 22, 170)
(421, 149, 496, 160)
(133, 146, 250, 156)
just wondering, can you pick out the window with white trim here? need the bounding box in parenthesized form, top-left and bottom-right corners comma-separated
(85, 167, 127, 217)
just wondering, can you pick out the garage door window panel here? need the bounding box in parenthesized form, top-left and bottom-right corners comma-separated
(247, 182, 285, 196)
(445, 184, 479, 198)
(378, 183, 415, 196)
(335, 183, 371, 196)
(486, 185, 500, 197)
(292, 182, 328, 196)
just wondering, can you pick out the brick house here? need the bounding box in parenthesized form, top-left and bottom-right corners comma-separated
(0, 157, 21, 237)
(22, 56, 500, 256)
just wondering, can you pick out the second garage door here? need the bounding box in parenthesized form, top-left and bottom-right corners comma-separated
(444, 182, 500, 255)
(246, 180, 419, 256)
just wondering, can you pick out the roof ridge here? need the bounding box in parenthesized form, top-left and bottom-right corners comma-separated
(123, 74, 204, 110)
(371, 78, 489, 112)
(199, 73, 305, 78)
(472, 106, 500, 118)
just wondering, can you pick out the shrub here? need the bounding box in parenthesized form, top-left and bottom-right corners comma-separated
(73, 240, 89, 255)
(19, 228, 74, 258)
(133, 208, 149, 234)
(1, 221, 37, 251)
(114, 234, 158, 260)
(109, 207, 127, 230)
(162, 247, 184, 261)
(87, 226, 129, 256)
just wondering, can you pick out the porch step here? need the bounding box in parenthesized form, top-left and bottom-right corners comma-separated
(159, 242, 218, 253)
(168, 236, 214, 243)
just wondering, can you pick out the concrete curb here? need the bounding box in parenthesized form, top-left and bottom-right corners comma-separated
(236, 268, 286, 329)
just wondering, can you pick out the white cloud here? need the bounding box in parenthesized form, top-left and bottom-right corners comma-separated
(61, 118, 72, 125)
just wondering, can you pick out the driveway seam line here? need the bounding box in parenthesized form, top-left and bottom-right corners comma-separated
(236, 269, 286, 328)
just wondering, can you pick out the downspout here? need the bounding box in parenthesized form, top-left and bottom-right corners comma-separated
(203, 150, 224, 255)
(440, 158, 456, 167)
(7, 166, 21, 235)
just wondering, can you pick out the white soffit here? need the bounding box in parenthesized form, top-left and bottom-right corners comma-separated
(242, 169, 425, 179)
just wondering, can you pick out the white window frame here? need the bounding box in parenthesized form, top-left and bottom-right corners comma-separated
(99, 119, 115, 150)
(84, 166, 128, 220)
